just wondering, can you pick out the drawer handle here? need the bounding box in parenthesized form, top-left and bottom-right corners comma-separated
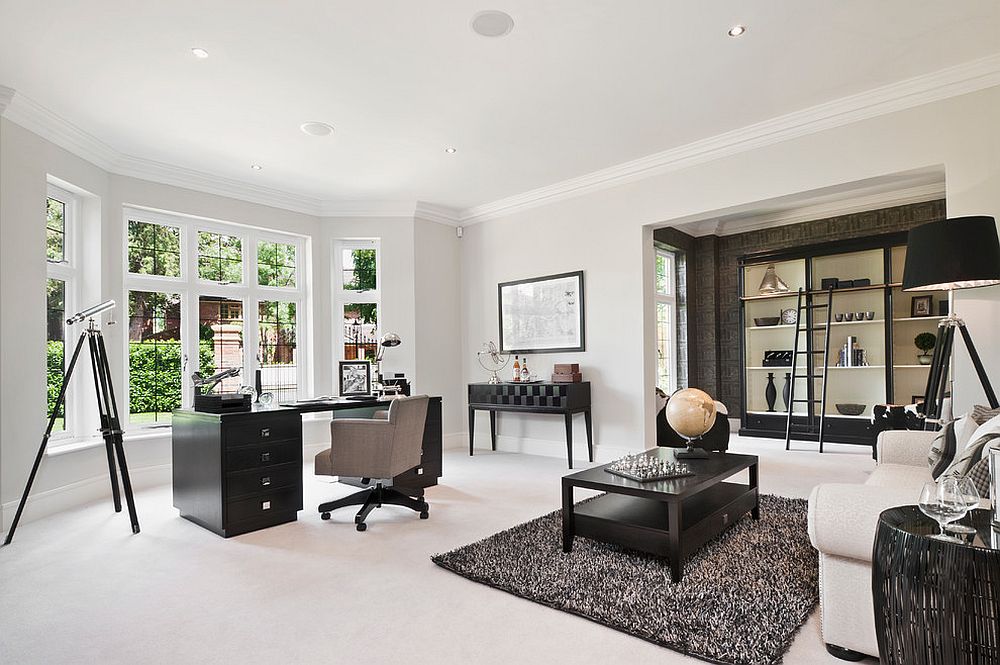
(262, 500, 271, 511)
(261, 476, 271, 487)
(260, 451, 271, 463)
(261, 428, 271, 438)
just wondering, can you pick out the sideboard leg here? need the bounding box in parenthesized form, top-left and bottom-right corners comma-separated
(584, 409, 594, 462)
(489, 411, 497, 451)
(468, 407, 475, 456)
(564, 412, 574, 469)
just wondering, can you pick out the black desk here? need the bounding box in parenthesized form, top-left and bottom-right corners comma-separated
(172, 397, 442, 537)
(468, 382, 592, 468)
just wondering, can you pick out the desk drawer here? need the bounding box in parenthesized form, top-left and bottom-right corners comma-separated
(226, 487, 301, 524)
(225, 416, 300, 448)
(226, 462, 300, 499)
(226, 440, 300, 472)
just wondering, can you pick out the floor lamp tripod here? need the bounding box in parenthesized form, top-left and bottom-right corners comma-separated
(902, 216, 1000, 422)
(3, 300, 139, 546)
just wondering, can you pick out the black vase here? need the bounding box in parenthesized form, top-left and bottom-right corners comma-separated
(782, 373, 791, 411)
(765, 373, 777, 412)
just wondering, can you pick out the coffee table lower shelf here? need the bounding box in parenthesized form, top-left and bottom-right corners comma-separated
(564, 481, 757, 583)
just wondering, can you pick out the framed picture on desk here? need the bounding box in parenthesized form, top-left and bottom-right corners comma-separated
(339, 361, 371, 396)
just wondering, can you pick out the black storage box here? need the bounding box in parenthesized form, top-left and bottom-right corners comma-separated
(194, 392, 252, 413)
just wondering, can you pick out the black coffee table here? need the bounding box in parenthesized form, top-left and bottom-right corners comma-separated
(561, 447, 759, 583)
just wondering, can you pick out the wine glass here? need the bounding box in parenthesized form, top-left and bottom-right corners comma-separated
(918, 480, 965, 543)
(945, 476, 981, 536)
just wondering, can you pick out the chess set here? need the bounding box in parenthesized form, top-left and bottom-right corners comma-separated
(604, 452, 695, 482)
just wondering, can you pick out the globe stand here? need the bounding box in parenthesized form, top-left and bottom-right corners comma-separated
(675, 435, 710, 459)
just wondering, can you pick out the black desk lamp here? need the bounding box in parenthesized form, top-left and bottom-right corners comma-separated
(902, 215, 1000, 419)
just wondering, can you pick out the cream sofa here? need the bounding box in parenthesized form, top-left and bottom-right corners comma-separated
(807, 429, 935, 661)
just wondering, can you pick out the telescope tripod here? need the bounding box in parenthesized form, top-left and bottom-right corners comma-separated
(3, 320, 139, 546)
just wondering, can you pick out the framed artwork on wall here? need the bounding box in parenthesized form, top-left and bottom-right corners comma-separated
(910, 295, 933, 317)
(499, 270, 585, 354)
(339, 360, 371, 396)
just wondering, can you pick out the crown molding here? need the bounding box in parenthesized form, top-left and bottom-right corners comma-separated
(459, 53, 1000, 224)
(681, 181, 946, 238)
(414, 201, 462, 226)
(114, 153, 327, 216)
(2, 87, 119, 171)
(0, 85, 14, 115)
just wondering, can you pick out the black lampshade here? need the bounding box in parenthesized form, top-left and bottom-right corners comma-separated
(902, 216, 1000, 291)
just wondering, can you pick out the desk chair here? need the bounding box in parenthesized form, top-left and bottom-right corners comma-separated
(314, 395, 430, 531)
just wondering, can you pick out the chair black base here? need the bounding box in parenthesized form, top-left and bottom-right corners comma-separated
(825, 644, 866, 661)
(319, 482, 429, 531)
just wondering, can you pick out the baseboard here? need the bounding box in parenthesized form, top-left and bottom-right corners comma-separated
(443, 432, 466, 450)
(477, 434, 638, 464)
(1, 463, 172, 535)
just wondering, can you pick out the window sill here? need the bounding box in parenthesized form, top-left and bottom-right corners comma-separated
(45, 428, 171, 457)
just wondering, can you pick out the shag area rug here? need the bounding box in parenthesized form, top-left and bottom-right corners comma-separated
(432, 494, 817, 665)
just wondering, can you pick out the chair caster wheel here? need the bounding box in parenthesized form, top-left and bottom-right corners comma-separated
(321, 512, 330, 520)
(356, 522, 367, 532)
(419, 511, 429, 519)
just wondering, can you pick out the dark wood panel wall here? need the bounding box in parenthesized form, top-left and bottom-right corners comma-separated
(654, 199, 946, 416)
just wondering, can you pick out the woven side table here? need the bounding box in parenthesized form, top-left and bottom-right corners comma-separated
(872, 506, 1000, 665)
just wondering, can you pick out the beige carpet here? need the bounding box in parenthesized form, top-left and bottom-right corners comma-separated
(0, 436, 877, 664)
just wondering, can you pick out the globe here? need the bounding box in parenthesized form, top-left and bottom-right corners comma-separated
(665, 388, 717, 439)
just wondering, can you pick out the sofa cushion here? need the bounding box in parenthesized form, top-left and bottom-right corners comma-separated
(866, 463, 933, 490)
(941, 429, 1000, 479)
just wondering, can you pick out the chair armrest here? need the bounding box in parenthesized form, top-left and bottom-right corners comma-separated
(876, 430, 936, 467)
(808, 483, 917, 561)
(329, 419, 394, 478)
(373, 409, 390, 420)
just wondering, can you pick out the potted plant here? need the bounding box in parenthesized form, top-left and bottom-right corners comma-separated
(914, 332, 936, 365)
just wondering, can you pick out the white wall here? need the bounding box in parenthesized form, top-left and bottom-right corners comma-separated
(0, 118, 462, 531)
(413, 218, 463, 439)
(459, 85, 1000, 459)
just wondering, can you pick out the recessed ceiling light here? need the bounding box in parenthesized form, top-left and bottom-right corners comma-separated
(445, 147, 457, 154)
(250, 164, 262, 171)
(728, 25, 746, 38)
(471, 10, 515, 38)
(191, 47, 209, 58)
(300, 121, 335, 137)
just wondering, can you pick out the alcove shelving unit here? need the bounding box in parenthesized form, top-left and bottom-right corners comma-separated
(738, 232, 945, 448)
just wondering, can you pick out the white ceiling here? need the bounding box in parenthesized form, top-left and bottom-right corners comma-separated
(1, 1, 999, 214)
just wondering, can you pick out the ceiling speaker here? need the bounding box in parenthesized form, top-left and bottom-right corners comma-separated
(471, 10, 514, 38)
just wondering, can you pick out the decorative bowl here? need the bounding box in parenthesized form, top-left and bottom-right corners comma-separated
(835, 403, 866, 416)
(754, 317, 780, 327)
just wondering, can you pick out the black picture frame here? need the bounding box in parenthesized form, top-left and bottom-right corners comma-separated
(339, 361, 371, 396)
(911, 295, 933, 318)
(498, 270, 585, 354)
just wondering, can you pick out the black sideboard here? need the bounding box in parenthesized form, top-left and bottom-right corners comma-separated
(172, 396, 442, 537)
(468, 382, 592, 468)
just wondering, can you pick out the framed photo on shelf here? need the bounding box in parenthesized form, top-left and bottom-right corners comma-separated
(910, 295, 933, 317)
(498, 270, 585, 353)
(339, 361, 371, 396)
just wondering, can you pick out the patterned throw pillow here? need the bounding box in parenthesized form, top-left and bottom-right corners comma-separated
(972, 405, 1000, 426)
(927, 420, 957, 479)
(941, 432, 1000, 480)
(966, 456, 992, 498)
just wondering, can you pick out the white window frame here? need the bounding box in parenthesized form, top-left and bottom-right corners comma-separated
(122, 207, 309, 430)
(46, 183, 79, 442)
(333, 238, 381, 369)
(654, 248, 677, 394)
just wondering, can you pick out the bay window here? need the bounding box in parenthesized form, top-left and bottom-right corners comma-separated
(123, 207, 307, 428)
